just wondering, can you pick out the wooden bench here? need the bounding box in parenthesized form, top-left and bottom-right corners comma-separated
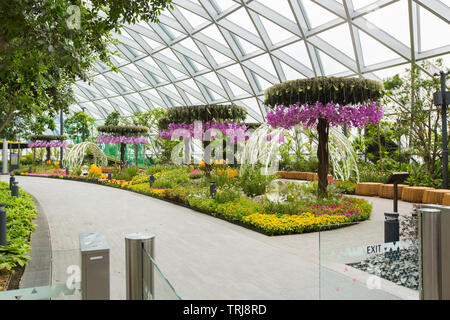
(422, 189, 450, 205)
(401, 186, 433, 203)
(355, 182, 382, 196)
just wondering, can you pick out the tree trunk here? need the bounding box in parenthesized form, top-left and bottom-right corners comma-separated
(120, 143, 126, 168)
(203, 140, 212, 177)
(46, 147, 51, 162)
(134, 144, 138, 167)
(317, 118, 329, 198)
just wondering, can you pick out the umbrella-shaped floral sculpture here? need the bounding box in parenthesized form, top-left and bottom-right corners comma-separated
(157, 104, 248, 176)
(264, 77, 384, 197)
(28, 134, 68, 164)
(96, 125, 149, 168)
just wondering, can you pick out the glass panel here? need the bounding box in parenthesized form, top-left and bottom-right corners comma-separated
(142, 247, 181, 300)
(0, 249, 81, 300)
(319, 218, 420, 300)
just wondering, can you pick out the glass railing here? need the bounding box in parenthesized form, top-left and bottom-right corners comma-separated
(142, 246, 181, 300)
(0, 249, 81, 300)
(319, 217, 420, 300)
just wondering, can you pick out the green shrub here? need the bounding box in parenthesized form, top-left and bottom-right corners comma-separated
(113, 166, 140, 181)
(239, 167, 276, 197)
(262, 201, 299, 216)
(0, 182, 37, 276)
(214, 187, 240, 204)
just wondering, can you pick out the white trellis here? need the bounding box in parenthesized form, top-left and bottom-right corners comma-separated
(63, 142, 108, 169)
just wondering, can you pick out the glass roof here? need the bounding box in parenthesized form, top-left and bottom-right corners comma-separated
(71, 0, 450, 122)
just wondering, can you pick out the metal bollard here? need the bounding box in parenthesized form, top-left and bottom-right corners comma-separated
(420, 204, 450, 300)
(125, 233, 155, 300)
(11, 181, 19, 198)
(149, 173, 155, 188)
(210, 181, 216, 197)
(107, 172, 112, 180)
(28, 166, 32, 173)
(65, 167, 69, 176)
(419, 208, 441, 300)
(384, 212, 400, 259)
(9, 174, 15, 191)
(0, 203, 6, 246)
(79, 232, 110, 300)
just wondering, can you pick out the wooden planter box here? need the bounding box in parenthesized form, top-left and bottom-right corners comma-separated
(378, 184, 408, 199)
(443, 193, 450, 206)
(422, 189, 450, 205)
(277, 171, 332, 181)
(355, 182, 382, 196)
(401, 186, 434, 203)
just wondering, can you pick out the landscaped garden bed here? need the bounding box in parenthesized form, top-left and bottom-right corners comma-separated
(18, 163, 372, 236)
(0, 182, 37, 291)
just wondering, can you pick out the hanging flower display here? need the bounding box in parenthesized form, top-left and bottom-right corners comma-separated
(157, 105, 248, 176)
(28, 135, 68, 162)
(264, 76, 385, 197)
(96, 125, 149, 168)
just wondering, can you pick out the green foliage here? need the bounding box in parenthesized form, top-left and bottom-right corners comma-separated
(96, 125, 149, 135)
(264, 76, 384, 107)
(64, 112, 95, 142)
(158, 104, 247, 129)
(262, 201, 299, 216)
(239, 166, 277, 197)
(214, 187, 240, 204)
(29, 134, 67, 141)
(330, 180, 356, 194)
(382, 58, 449, 177)
(0, 0, 173, 136)
(104, 111, 121, 126)
(113, 166, 140, 181)
(0, 182, 37, 274)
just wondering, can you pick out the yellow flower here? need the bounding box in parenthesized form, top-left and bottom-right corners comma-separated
(54, 161, 60, 166)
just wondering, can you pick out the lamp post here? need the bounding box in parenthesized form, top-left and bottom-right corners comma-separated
(81, 107, 86, 142)
(60, 109, 64, 168)
(433, 71, 449, 189)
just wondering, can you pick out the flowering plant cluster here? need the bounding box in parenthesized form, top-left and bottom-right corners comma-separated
(96, 135, 149, 145)
(158, 121, 249, 141)
(28, 141, 68, 148)
(266, 102, 384, 130)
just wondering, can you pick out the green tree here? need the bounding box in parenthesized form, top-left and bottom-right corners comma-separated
(64, 111, 95, 143)
(0, 0, 173, 135)
(383, 59, 450, 177)
(104, 110, 121, 126)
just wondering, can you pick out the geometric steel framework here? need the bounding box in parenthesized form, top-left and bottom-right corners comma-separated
(70, 0, 450, 123)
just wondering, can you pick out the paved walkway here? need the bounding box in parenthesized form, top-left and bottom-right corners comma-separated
(1, 176, 416, 300)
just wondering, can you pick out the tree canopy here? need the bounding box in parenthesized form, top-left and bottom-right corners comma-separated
(0, 0, 173, 135)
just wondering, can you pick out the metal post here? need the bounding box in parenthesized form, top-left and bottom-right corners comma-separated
(60, 110, 64, 169)
(421, 204, 450, 300)
(393, 183, 398, 212)
(149, 173, 155, 188)
(419, 208, 441, 300)
(9, 174, 14, 191)
(66, 167, 69, 176)
(79, 232, 110, 300)
(2, 139, 7, 174)
(125, 233, 155, 300)
(384, 212, 399, 260)
(0, 203, 7, 246)
(81, 107, 86, 142)
(11, 181, 19, 198)
(210, 181, 216, 197)
(439, 71, 448, 189)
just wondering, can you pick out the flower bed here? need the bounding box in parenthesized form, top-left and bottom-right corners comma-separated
(0, 182, 38, 290)
(19, 164, 372, 236)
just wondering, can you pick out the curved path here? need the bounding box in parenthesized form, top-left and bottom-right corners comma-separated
(1, 176, 415, 300)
